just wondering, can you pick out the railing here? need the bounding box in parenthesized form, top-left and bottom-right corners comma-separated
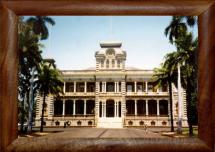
(126, 92, 169, 96)
(64, 92, 95, 96)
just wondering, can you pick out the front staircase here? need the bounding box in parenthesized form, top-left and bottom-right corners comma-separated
(97, 117, 123, 128)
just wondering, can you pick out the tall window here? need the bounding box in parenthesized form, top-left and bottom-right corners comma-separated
(106, 59, 109, 68)
(65, 82, 74, 92)
(117, 60, 120, 68)
(54, 100, 63, 115)
(106, 82, 114, 92)
(112, 59, 115, 68)
(101, 60, 104, 68)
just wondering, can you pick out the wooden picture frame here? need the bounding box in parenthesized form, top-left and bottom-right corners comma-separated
(0, 0, 215, 151)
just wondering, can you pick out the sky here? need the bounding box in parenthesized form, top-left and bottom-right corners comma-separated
(40, 16, 198, 70)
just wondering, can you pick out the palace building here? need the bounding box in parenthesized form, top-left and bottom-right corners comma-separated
(35, 41, 188, 128)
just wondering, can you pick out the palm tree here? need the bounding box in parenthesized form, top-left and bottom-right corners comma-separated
(174, 32, 198, 136)
(18, 17, 43, 133)
(38, 61, 63, 132)
(164, 16, 197, 134)
(152, 65, 176, 132)
(165, 16, 197, 44)
(27, 16, 55, 40)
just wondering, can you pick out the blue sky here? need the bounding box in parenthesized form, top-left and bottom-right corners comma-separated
(41, 16, 198, 70)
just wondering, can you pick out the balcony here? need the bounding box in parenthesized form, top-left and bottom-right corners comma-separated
(126, 91, 169, 96)
(63, 92, 95, 96)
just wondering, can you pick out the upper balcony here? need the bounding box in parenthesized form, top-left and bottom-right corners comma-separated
(126, 91, 169, 96)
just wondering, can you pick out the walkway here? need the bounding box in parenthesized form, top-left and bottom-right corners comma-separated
(8, 128, 171, 151)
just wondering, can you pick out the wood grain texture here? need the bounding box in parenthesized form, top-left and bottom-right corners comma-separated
(7, 138, 212, 152)
(198, 3, 215, 149)
(0, 6, 18, 152)
(2, 0, 215, 16)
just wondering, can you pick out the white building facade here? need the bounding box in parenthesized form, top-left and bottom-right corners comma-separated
(35, 41, 188, 128)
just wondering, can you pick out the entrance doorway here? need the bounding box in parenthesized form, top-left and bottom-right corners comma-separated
(106, 100, 114, 117)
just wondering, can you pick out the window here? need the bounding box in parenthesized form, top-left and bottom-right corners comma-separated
(76, 82, 84, 92)
(117, 60, 120, 68)
(101, 60, 104, 68)
(126, 100, 135, 115)
(54, 100, 63, 115)
(159, 100, 168, 116)
(65, 82, 74, 92)
(87, 82, 95, 92)
(86, 100, 95, 114)
(148, 100, 157, 116)
(106, 82, 114, 92)
(65, 100, 73, 115)
(112, 59, 115, 68)
(106, 59, 109, 68)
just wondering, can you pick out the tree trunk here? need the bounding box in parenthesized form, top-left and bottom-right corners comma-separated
(168, 76, 174, 132)
(27, 67, 35, 134)
(40, 93, 46, 132)
(186, 74, 193, 136)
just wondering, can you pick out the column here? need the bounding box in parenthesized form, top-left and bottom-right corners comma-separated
(74, 81, 76, 93)
(145, 81, 148, 92)
(116, 101, 119, 117)
(104, 102, 106, 117)
(114, 101, 117, 117)
(135, 100, 137, 116)
(134, 81, 137, 93)
(104, 82, 106, 93)
(63, 82, 66, 93)
(157, 100, 160, 116)
(62, 100, 65, 116)
(116, 82, 119, 92)
(84, 81, 87, 93)
(146, 100, 148, 116)
(84, 100, 87, 115)
(102, 102, 105, 117)
(73, 100, 76, 115)
(115, 82, 117, 93)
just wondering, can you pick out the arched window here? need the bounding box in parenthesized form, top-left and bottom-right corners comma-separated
(101, 60, 104, 68)
(112, 59, 115, 68)
(117, 60, 120, 68)
(106, 59, 109, 68)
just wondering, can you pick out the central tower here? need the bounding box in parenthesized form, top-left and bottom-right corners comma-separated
(95, 41, 126, 71)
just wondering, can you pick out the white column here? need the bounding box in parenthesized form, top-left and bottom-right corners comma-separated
(117, 101, 119, 117)
(116, 82, 119, 92)
(157, 100, 160, 116)
(146, 100, 148, 116)
(104, 102, 106, 117)
(84, 81, 87, 93)
(62, 100, 65, 116)
(135, 100, 137, 116)
(134, 81, 137, 93)
(177, 63, 183, 133)
(102, 102, 104, 117)
(74, 81, 76, 93)
(115, 82, 117, 93)
(114, 101, 117, 117)
(104, 82, 106, 93)
(84, 100, 87, 115)
(145, 81, 148, 92)
(63, 82, 66, 93)
(73, 100, 76, 115)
